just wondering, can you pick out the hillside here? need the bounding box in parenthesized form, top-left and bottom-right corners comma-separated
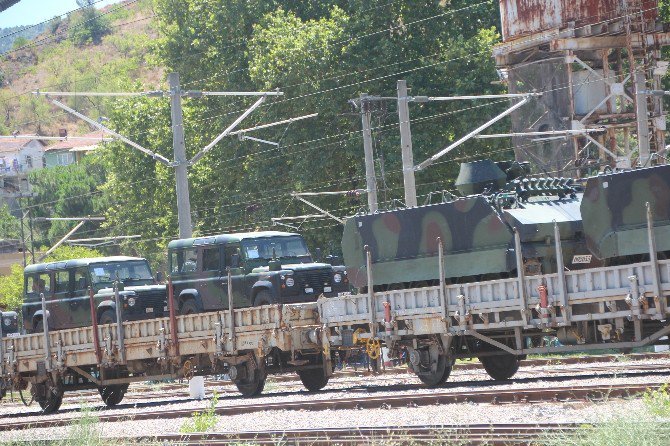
(0, 23, 47, 54)
(0, 0, 162, 136)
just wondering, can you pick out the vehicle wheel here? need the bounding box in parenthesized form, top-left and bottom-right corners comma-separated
(235, 357, 267, 397)
(253, 290, 273, 307)
(480, 354, 520, 380)
(417, 353, 451, 388)
(180, 299, 199, 315)
(297, 368, 329, 392)
(98, 384, 129, 407)
(98, 309, 116, 325)
(36, 384, 63, 414)
(235, 373, 266, 397)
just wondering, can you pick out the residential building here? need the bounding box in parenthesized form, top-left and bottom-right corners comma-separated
(44, 131, 105, 167)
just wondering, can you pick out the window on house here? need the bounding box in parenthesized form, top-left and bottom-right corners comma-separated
(56, 152, 74, 165)
(26, 155, 32, 168)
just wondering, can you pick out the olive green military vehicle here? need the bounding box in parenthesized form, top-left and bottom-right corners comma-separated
(168, 231, 349, 314)
(22, 257, 167, 333)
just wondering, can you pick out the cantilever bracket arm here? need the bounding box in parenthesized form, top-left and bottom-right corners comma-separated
(39, 220, 87, 262)
(415, 96, 531, 171)
(189, 95, 267, 165)
(46, 98, 172, 166)
(292, 194, 344, 224)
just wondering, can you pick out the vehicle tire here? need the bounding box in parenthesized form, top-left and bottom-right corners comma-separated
(98, 384, 129, 407)
(480, 354, 520, 380)
(253, 290, 273, 307)
(180, 298, 199, 315)
(36, 385, 63, 414)
(297, 368, 329, 392)
(417, 354, 451, 388)
(98, 309, 116, 325)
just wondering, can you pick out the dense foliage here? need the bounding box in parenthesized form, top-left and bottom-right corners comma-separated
(96, 0, 510, 263)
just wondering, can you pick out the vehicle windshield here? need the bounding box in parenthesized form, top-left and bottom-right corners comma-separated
(89, 260, 153, 286)
(241, 236, 311, 262)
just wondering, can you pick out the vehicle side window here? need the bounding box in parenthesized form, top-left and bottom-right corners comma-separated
(73, 268, 89, 292)
(27, 273, 51, 295)
(54, 270, 70, 294)
(25, 275, 36, 295)
(171, 249, 198, 273)
(202, 247, 220, 271)
(224, 244, 240, 268)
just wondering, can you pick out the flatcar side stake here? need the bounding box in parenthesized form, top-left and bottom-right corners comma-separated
(646, 202, 665, 317)
(514, 229, 529, 326)
(88, 286, 102, 365)
(553, 222, 570, 325)
(365, 245, 377, 339)
(167, 277, 179, 357)
(227, 267, 236, 353)
(40, 293, 52, 371)
(437, 237, 449, 326)
(113, 282, 126, 364)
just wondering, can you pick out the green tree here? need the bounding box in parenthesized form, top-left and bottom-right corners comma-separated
(28, 155, 107, 247)
(68, 0, 111, 46)
(0, 205, 19, 240)
(101, 0, 508, 256)
(11, 36, 29, 50)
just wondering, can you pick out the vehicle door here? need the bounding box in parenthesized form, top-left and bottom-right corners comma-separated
(198, 245, 226, 310)
(51, 268, 74, 329)
(223, 243, 248, 308)
(70, 267, 92, 326)
(170, 247, 201, 307)
(23, 272, 53, 331)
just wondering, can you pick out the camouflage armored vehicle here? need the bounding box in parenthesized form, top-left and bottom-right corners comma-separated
(22, 256, 167, 333)
(168, 231, 349, 314)
(342, 160, 670, 290)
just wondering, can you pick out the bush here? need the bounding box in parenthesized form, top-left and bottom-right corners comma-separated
(180, 392, 219, 433)
(68, 5, 110, 46)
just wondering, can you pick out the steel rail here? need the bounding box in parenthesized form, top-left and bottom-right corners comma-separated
(0, 381, 663, 432)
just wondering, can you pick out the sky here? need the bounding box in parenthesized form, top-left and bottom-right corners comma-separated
(0, 0, 122, 28)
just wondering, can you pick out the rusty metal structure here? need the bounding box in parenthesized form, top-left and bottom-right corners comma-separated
(493, 0, 670, 176)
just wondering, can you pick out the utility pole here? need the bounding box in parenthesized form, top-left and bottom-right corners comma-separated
(360, 94, 378, 213)
(168, 73, 193, 239)
(35, 79, 316, 242)
(397, 80, 417, 207)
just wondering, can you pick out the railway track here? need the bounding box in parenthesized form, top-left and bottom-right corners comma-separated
(1, 360, 667, 410)
(132, 424, 581, 445)
(0, 380, 664, 432)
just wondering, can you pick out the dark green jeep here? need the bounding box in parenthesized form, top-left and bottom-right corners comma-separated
(168, 231, 349, 314)
(22, 256, 167, 333)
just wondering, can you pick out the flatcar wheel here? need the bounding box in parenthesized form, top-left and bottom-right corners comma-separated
(99, 384, 129, 407)
(37, 385, 64, 414)
(235, 374, 266, 397)
(417, 353, 449, 388)
(480, 353, 520, 380)
(297, 368, 329, 392)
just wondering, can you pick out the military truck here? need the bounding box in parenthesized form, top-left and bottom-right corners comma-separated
(168, 231, 349, 314)
(22, 257, 167, 333)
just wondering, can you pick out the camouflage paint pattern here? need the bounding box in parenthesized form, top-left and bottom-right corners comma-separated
(342, 196, 514, 288)
(582, 165, 670, 259)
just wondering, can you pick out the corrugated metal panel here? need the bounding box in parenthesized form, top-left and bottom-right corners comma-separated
(499, 0, 659, 42)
